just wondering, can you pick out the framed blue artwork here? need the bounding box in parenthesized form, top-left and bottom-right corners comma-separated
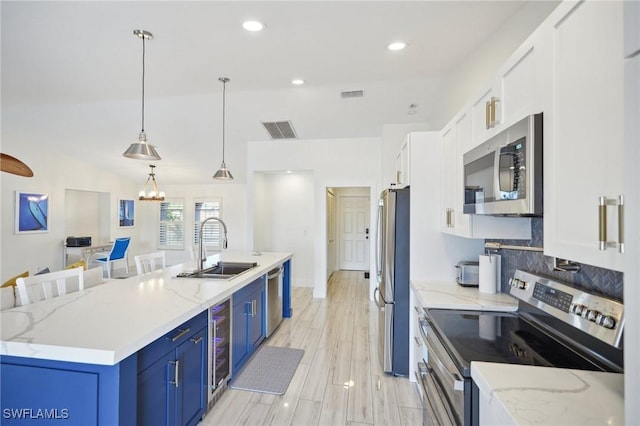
(118, 199, 135, 227)
(15, 191, 49, 233)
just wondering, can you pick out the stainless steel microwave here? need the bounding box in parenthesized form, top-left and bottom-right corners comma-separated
(463, 113, 542, 216)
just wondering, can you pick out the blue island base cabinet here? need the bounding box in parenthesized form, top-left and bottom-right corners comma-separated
(0, 353, 137, 426)
(0, 311, 208, 426)
(232, 275, 266, 375)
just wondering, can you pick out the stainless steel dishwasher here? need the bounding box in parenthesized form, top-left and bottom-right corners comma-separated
(266, 266, 284, 337)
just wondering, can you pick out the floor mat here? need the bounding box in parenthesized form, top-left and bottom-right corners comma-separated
(229, 346, 304, 395)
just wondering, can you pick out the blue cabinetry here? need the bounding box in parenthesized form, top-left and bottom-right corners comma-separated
(232, 276, 265, 374)
(137, 311, 207, 426)
(0, 354, 137, 425)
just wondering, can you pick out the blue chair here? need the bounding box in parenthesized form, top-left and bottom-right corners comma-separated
(91, 237, 131, 279)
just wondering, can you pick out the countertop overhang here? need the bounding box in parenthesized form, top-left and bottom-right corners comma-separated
(0, 251, 292, 366)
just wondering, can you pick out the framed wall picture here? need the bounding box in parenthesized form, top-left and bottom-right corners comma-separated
(15, 191, 49, 234)
(118, 199, 135, 227)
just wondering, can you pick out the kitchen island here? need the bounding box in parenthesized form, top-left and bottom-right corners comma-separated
(0, 251, 292, 425)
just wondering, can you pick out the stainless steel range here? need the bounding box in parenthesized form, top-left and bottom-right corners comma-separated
(418, 270, 624, 426)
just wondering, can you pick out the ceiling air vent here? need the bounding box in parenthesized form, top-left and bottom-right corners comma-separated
(341, 90, 364, 98)
(262, 121, 297, 140)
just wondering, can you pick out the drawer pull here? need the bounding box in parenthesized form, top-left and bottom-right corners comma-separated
(169, 328, 191, 342)
(190, 336, 203, 344)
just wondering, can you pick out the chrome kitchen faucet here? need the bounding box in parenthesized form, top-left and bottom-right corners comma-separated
(198, 217, 228, 271)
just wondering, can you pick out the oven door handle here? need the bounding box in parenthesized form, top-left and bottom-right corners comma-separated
(420, 361, 459, 426)
(427, 339, 465, 392)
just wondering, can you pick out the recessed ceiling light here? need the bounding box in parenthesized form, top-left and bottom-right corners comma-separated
(242, 21, 265, 32)
(291, 79, 305, 85)
(388, 41, 407, 51)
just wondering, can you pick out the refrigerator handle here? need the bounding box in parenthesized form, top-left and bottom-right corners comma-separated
(375, 200, 383, 280)
(374, 287, 384, 308)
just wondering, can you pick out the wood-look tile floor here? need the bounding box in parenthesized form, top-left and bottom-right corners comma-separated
(201, 270, 423, 426)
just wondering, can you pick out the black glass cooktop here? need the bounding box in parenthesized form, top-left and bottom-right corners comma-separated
(425, 309, 617, 378)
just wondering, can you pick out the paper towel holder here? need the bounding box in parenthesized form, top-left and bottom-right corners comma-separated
(553, 257, 581, 273)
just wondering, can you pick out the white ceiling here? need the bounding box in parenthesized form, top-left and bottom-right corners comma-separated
(1, 1, 558, 184)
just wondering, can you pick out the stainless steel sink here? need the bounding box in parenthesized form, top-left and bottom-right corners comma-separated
(176, 261, 258, 280)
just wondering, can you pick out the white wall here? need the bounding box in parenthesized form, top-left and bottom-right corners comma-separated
(0, 146, 143, 281)
(407, 132, 485, 281)
(247, 137, 382, 298)
(252, 172, 315, 288)
(64, 189, 110, 244)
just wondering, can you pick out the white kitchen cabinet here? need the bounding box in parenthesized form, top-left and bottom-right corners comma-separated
(395, 137, 411, 188)
(543, 0, 625, 271)
(471, 30, 545, 146)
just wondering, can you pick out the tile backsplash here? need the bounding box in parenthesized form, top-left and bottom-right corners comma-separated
(487, 218, 623, 301)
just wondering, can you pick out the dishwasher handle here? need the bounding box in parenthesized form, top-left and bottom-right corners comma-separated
(267, 266, 283, 280)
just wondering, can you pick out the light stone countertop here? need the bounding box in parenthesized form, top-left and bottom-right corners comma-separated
(471, 361, 624, 425)
(0, 251, 292, 366)
(411, 280, 518, 311)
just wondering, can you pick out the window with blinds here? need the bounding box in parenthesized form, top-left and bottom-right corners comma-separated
(194, 200, 223, 249)
(159, 200, 184, 248)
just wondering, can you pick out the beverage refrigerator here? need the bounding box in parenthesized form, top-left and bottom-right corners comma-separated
(374, 187, 409, 376)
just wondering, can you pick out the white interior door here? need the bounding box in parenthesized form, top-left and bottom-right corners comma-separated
(338, 196, 370, 270)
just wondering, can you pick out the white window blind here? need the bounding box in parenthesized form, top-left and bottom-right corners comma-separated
(194, 200, 222, 249)
(159, 200, 184, 248)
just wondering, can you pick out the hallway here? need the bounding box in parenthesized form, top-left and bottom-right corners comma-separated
(203, 270, 423, 425)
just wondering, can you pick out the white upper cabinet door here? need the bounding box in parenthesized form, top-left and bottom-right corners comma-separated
(500, 32, 544, 127)
(471, 84, 501, 145)
(453, 112, 473, 237)
(624, 0, 640, 58)
(544, 0, 625, 271)
(471, 29, 546, 148)
(441, 124, 457, 232)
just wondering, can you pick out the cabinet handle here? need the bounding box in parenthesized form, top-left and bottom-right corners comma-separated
(169, 360, 179, 387)
(446, 208, 454, 228)
(490, 96, 499, 128)
(168, 328, 191, 342)
(252, 299, 257, 317)
(414, 336, 422, 347)
(414, 306, 421, 314)
(485, 100, 491, 129)
(618, 195, 624, 254)
(599, 196, 625, 253)
(190, 336, 203, 344)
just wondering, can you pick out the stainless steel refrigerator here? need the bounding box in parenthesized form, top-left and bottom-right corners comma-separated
(374, 187, 409, 376)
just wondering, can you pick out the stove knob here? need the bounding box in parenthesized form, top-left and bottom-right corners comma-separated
(518, 280, 527, 289)
(601, 316, 616, 329)
(581, 308, 590, 318)
(587, 310, 599, 322)
(570, 303, 583, 315)
(595, 312, 604, 325)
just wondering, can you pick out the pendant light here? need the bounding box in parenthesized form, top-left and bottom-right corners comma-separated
(123, 30, 161, 161)
(139, 165, 165, 201)
(213, 77, 233, 180)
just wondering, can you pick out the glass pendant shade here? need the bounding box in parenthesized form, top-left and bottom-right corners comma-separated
(213, 161, 234, 180)
(139, 165, 165, 201)
(123, 30, 161, 162)
(213, 77, 233, 180)
(123, 132, 161, 161)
